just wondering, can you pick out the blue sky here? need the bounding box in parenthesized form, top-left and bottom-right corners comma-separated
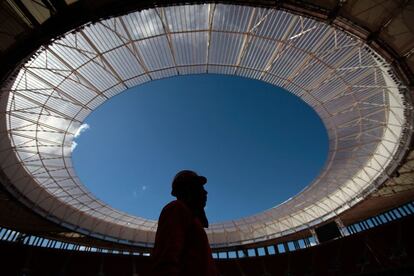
(72, 74, 328, 223)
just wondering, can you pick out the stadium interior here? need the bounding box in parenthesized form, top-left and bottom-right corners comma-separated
(0, 0, 413, 275)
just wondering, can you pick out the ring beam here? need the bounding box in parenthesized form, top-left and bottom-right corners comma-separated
(0, 4, 411, 247)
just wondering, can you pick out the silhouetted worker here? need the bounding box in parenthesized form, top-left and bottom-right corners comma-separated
(151, 170, 218, 276)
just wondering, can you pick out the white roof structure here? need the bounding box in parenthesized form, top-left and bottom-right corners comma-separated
(0, 3, 411, 247)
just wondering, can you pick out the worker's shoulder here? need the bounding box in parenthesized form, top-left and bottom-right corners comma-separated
(158, 200, 192, 223)
(159, 200, 192, 220)
(162, 200, 190, 214)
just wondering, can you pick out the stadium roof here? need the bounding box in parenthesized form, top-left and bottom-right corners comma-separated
(0, 1, 413, 248)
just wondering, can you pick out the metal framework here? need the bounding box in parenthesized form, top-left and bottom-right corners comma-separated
(0, 4, 411, 247)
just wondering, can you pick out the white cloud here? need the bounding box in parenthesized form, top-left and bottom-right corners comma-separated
(71, 123, 90, 152)
(142, 185, 147, 191)
(74, 123, 90, 138)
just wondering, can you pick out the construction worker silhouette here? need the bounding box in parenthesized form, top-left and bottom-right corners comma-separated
(151, 170, 218, 276)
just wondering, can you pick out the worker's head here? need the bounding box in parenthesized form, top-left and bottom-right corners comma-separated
(171, 170, 208, 208)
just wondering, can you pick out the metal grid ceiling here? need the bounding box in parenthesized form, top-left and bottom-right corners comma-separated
(0, 4, 409, 247)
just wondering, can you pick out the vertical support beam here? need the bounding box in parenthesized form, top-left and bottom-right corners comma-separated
(293, 240, 300, 250)
(21, 245, 33, 276)
(132, 256, 138, 276)
(310, 228, 320, 245)
(264, 245, 269, 255)
(303, 237, 311, 248)
(97, 256, 105, 276)
(283, 242, 289, 252)
(335, 218, 349, 236)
